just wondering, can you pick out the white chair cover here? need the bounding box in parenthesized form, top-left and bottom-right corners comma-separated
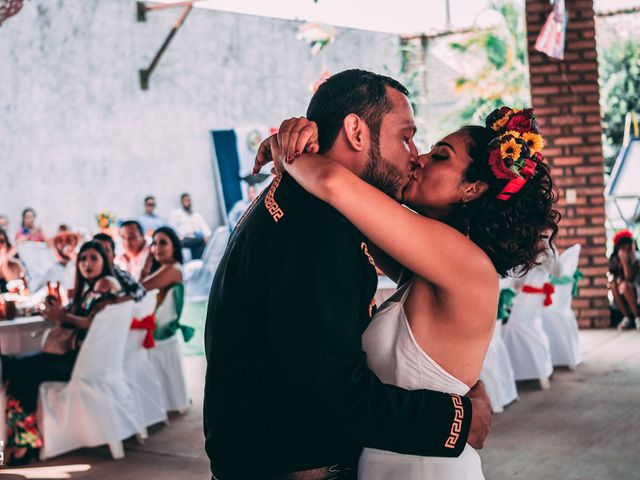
(125, 290, 167, 432)
(16, 241, 56, 291)
(480, 321, 518, 413)
(39, 301, 140, 460)
(184, 226, 230, 302)
(541, 244, 582, 369)
(502, 266, 554, 385)
(149, 286, 190, 413)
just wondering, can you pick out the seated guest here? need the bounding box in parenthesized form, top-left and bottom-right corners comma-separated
(41, 225, 83, 295)
(168, 193, 211, 260)
(0, 214, 10, 233)
(140, 226, 183, 295)
(0, 228, 27, 293)
(115, 220, 149, 281)
(1, 241, 121, 465)
(93, 233, 146, 301)
(15, 208, 46, 243)
(139, 195, 166, 237)
(609, 230, 640, 330)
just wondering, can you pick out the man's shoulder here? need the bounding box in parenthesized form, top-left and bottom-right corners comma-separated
(272, 174, 355, 230)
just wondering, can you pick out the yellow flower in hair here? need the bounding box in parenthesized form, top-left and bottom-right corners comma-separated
(500, 130, 521, 139)
(492, 114, 511, 131)
(522, 131, 544, 155)
(500, 138, 523, 160)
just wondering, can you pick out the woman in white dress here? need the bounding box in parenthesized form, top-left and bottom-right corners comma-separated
(260, 106, 559, 479)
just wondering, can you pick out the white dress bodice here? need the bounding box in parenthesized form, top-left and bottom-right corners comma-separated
(359, 280, 485, 480)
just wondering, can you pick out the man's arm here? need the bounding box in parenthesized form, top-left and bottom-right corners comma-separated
(267, 215, 475, 457)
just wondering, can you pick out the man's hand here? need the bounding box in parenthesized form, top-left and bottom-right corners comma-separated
(466, 380, 491, 449)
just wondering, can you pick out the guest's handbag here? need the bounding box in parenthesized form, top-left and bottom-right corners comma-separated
(41, 325, 76, 355)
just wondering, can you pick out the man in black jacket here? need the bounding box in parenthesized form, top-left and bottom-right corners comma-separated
(204, 69, 491, 480)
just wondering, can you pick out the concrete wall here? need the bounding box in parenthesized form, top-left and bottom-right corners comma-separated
(0, 0, 400, 238)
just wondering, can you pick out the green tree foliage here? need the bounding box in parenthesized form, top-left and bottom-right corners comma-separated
(450, 0, 530, 124)
(599, 39, 640, 174)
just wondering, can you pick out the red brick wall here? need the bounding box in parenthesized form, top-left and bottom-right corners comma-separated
(525, 0, 609, 327)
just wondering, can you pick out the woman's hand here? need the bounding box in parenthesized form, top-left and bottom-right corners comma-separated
(618, 248, 629, 263)
(254, 134, 285, 175)
(254, 117, 320, 174)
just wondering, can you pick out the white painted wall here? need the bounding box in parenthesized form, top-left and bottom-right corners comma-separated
(0, 0, 400, 238)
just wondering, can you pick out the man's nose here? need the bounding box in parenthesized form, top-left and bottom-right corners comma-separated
(410, 158, 424, 171)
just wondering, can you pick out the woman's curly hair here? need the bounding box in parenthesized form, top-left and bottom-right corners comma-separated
(445, 125, 561, 277)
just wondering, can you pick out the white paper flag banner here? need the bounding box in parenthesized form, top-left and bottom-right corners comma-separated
(535, 0, 567, 60)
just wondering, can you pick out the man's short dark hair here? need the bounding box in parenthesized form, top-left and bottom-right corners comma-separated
(180, 193, 190, 200)
(306, 69, 409, 153)
(144, 195, 155, 204)
(93, 232, 115, 252)
(120, 220, 144, 236)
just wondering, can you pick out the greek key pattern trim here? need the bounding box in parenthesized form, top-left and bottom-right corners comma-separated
(265, 174, 284, 222)
(444, 394, 464, 449)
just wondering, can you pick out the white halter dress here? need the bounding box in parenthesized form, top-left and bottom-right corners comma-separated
(359, 280, 485, 480)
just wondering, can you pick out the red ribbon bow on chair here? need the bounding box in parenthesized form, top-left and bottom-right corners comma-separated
(131, 313, 156, 349)
(522, 282, 556, 306)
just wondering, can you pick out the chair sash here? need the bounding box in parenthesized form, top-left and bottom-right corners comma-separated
(497, 287, 516, 320)
(154, 283, 194, 342)
(131, 313, 156, 349)
(550, 269, 584, 297)
(522, 282, 555, 306)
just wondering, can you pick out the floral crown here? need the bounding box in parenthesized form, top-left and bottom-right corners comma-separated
(485, 106, 545, 201)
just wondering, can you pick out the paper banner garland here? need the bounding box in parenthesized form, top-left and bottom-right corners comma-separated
(535, 0, 567, 60)
(0, 0, 23, 26)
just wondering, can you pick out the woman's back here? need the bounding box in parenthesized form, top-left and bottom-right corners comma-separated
(403, 273, 496, 387)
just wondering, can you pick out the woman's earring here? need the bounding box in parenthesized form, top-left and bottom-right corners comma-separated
(462, 202, 471, 239)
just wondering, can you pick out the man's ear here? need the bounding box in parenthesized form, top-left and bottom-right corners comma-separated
(342, 114, 369, 152)
(462, 181, 489, 203)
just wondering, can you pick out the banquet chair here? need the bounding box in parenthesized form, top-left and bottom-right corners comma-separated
(502, 266, 554, 389)
(480, 277, 519, 413)
(39, 300, 140, 460)
(184, 226, 230, 302)
(541, 244, 582, 369)
(16, 241, 57, 291)
(480, 321, 518, 413)
(125, 290, 167, 437)
(149, 284, 191, 413)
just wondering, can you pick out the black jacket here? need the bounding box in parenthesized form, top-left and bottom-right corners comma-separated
(204, 173, 472, 478)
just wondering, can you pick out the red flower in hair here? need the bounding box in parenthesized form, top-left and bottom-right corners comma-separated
(521, 158, 538, 178)
(489, 148, 517, 180)
(507, 114, 532, 134)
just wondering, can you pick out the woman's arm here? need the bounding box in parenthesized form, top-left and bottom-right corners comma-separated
(284, 154, 496, 291)
(141, 265, 182, 291)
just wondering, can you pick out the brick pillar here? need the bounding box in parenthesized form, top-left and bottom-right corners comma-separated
(525, 0, 609, 327)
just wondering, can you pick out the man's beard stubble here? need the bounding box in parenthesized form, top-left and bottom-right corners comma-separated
(361, 141, 404, 200)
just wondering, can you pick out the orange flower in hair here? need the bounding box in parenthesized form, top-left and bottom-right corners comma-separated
(522, 132, 544, 155)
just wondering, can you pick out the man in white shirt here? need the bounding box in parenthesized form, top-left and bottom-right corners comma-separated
(115, 220, 150, 281)
(41, 225, 83, 295)
(138, 195, 166, 237)
(168, 192, 211, 260)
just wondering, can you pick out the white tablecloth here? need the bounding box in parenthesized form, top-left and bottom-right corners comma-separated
(0, 316, 48, 356)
